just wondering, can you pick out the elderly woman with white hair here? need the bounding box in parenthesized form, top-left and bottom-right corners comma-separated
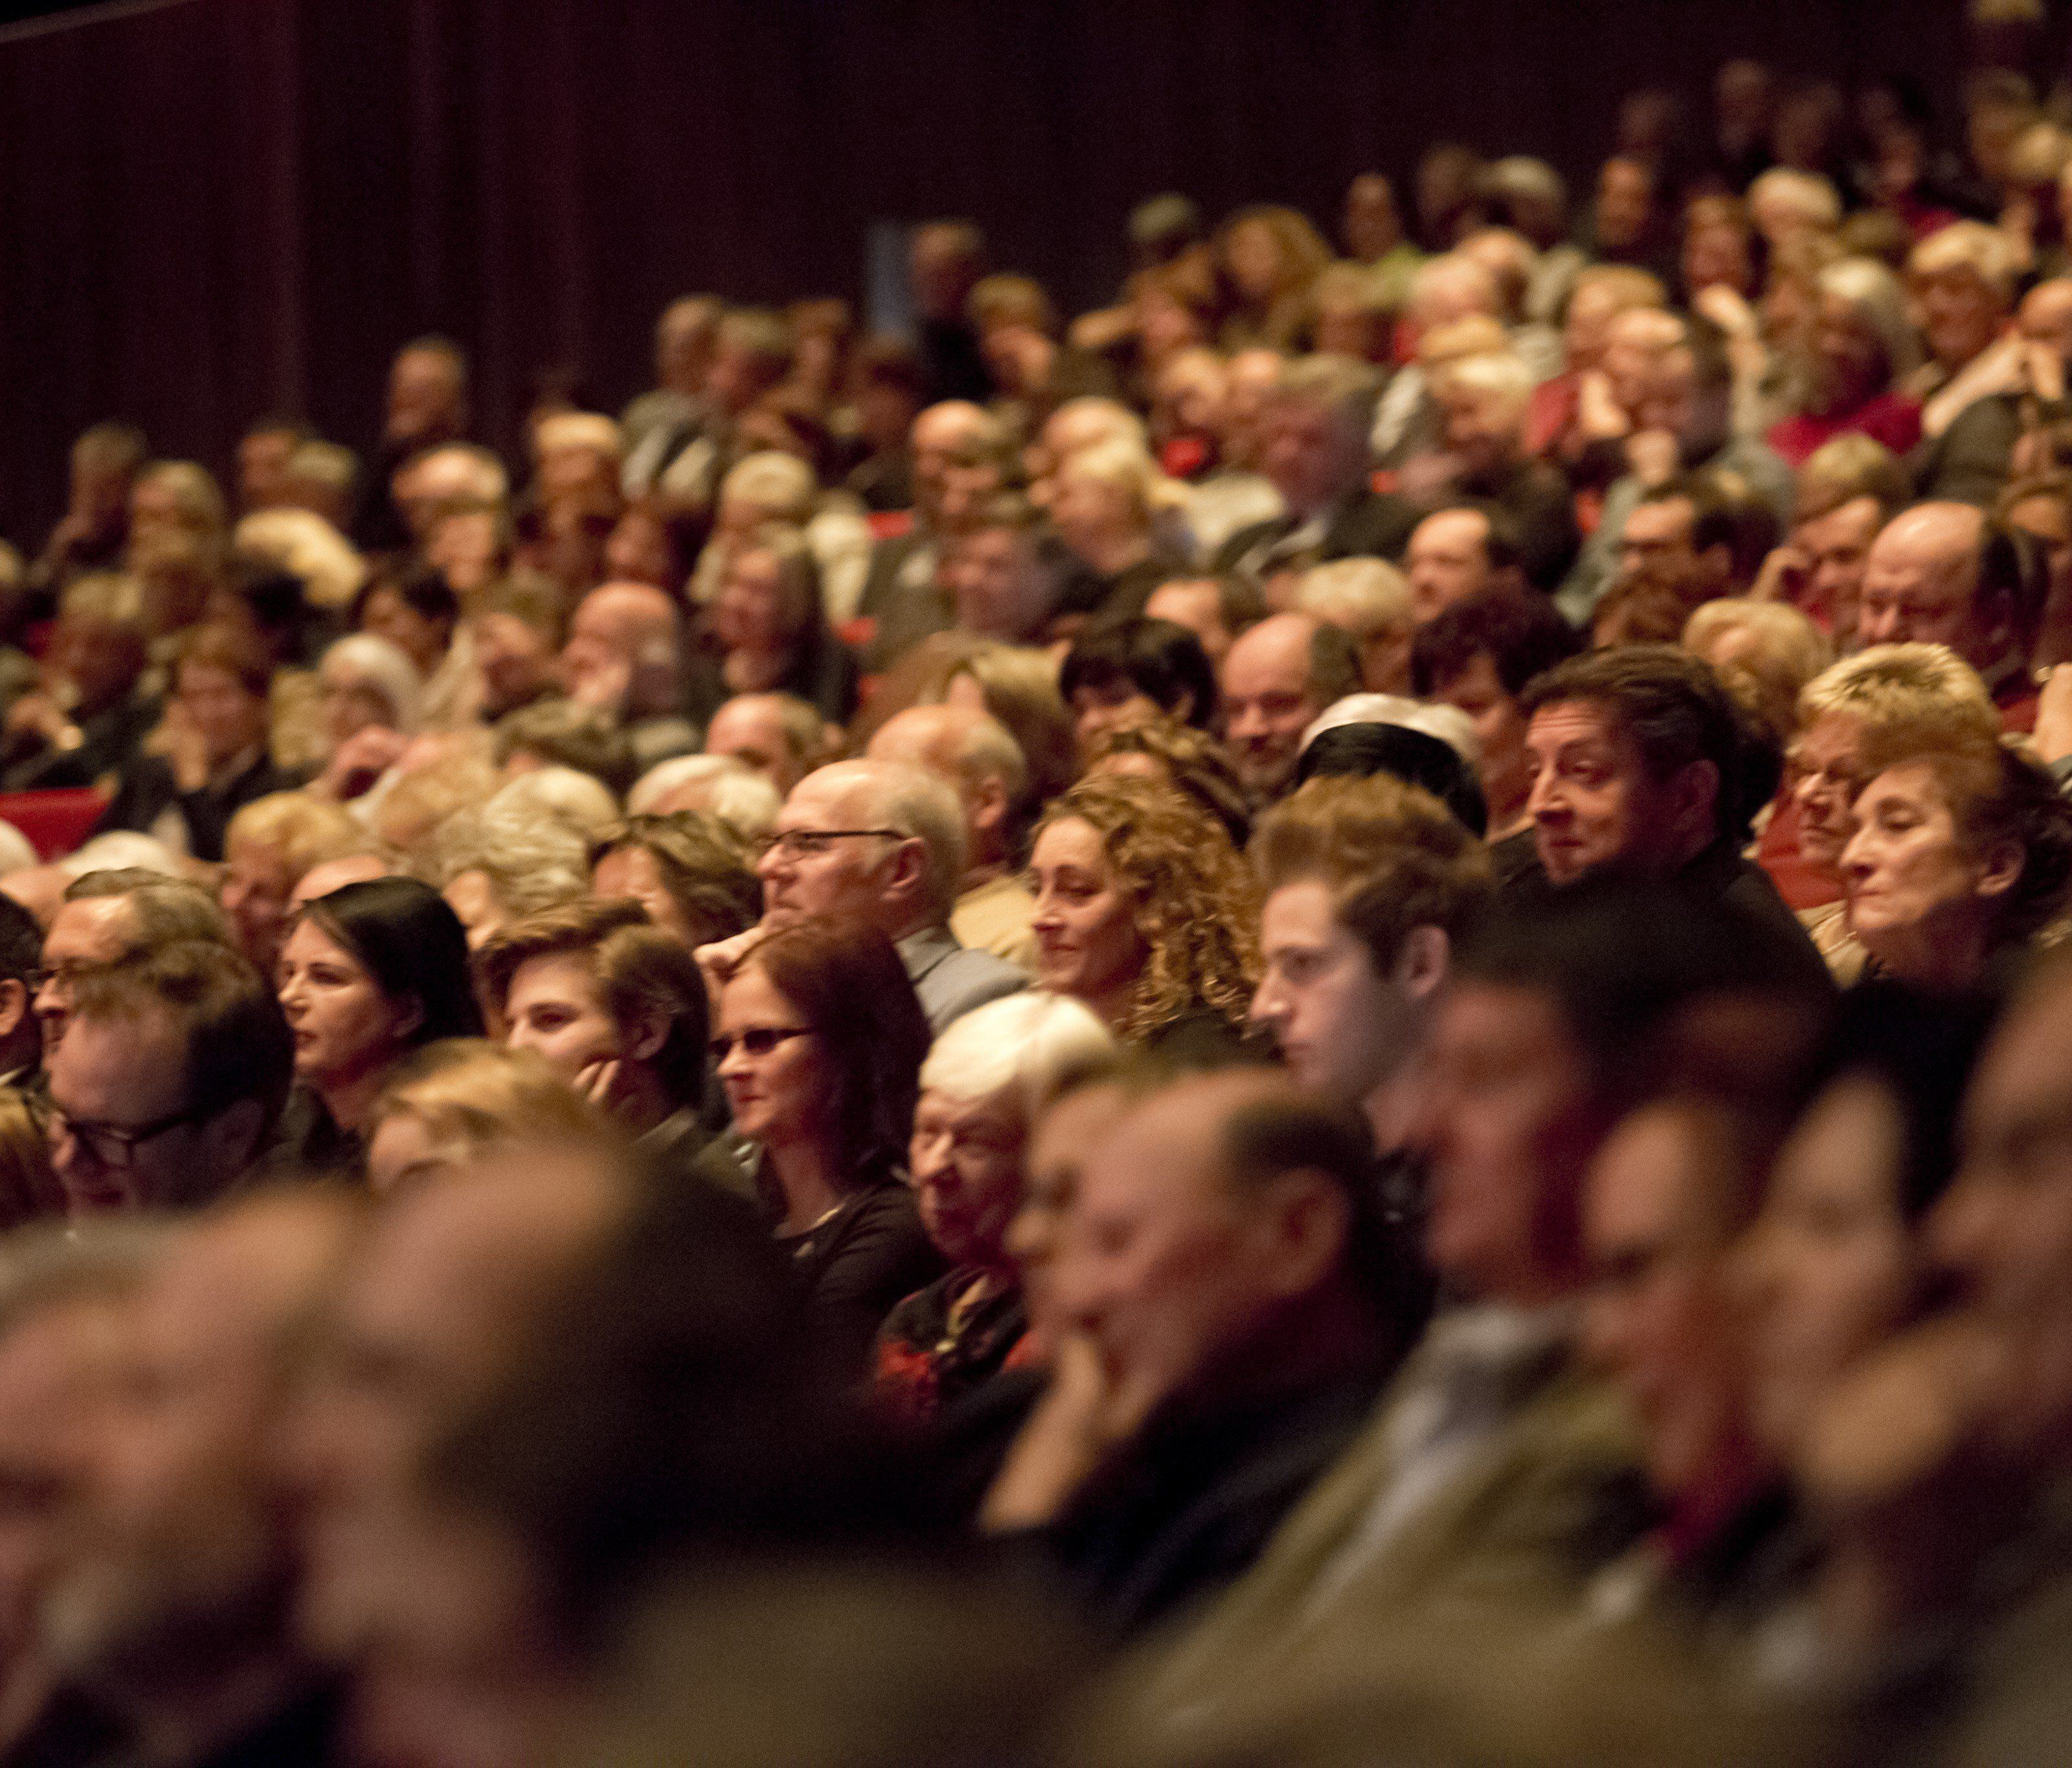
(872, 990, 1116, 1431)
(1767, 256, 1925, 467)
(311, 633, 422, 804)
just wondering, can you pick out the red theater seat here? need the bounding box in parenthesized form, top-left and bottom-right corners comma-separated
(0, 788, 110, 861)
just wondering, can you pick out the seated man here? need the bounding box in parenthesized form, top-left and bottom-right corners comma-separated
(1855, 501, 2042, 731)
(1123, 885, 1814, 1745)
(703, 760, 1026, 1034)
(1215, 357, 1417, 594)
(1248, 773, 1492, 1197)
(0, 576, 157, 793)
(1411, 584, 1582, 856)
(41, 1191, 359, 1768)
(96, 625, 303, 863)
(476, 898, 743, 1190)
(558, 580, 698, 768)
(45, 940, 293, 1216)
(0, 1232, 156, 1765)
(702, 690, 828, 797)
(1219, 613, 1363, 808)
(1404, 503, 1526, 625)
(1515, 646, 1828, 989)
(34, 870, 231, 1062)
(983, 1069, 1415, 1633)
(1416, 352, 1579, 593)
(866, 703, 1038, 968)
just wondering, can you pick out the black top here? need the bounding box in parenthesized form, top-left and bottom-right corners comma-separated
(96, 748, 306, 863)
(1502, 837, 1834, 998)
(1053, 551, 1188, 625)
(1039, 1355, 1397, 1633)
(773, 1177, 945, 1372)
(682, 633, 859, 732)
(266, 1085, 365, 1183)
(0, 693, 159, 793)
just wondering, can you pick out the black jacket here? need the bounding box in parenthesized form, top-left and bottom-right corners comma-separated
(1213, 490, 1419, 583)
(97, 749, 306, 862)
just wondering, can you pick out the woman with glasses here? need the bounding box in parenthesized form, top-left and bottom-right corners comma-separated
(276, 877, 482, 1177)
(712, 917, 940, 1366)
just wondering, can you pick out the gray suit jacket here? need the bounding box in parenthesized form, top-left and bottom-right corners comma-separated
(897, 925, 1027, 1034)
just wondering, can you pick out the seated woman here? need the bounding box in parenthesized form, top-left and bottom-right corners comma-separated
(310, 632, 422, 805)
(363, 1037, 616, 1196)
(275, 877, 484, 1175)
(874, 992, 1116, 1429)
(1028, 774, 1260, 1062)
(685, 528, 857, 732)
(588, 812, 761, 949)
(1771, 644, 2000, 964)
(1840, 732, 2072, 995)
(712, 918, 941, 1366)
(1057, 617, 1220, 755)
(1048, 440, 1189, 627)
(1766, 258, 1924, 469)
(98, 622, 303, 863)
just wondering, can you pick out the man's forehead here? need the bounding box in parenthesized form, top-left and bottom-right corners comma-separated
(1527, 697, 1625, 749)
(46, 895, 131, 955)
(782, 770, 870, 827)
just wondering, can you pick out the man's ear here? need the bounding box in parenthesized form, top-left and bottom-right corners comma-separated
(0, 977, 29, 1045)
(888, 834, 930, 900)
(971, 775, 1009, 842)
(199, 1098, 267, 1176)
(1669, 758, 1722, 846)
(1257, 1172, 1353, 1301)
(1388, 925, 1450, 1004)
(622, 1006, 670, 1065)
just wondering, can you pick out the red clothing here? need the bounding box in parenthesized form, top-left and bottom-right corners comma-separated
(1767, 393, 1923, 468)
(1755, 793, 1839, 913)
(1999, 686, 2040, 736)
(1527, 372, 1581, 459)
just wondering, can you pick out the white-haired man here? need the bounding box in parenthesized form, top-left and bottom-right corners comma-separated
(700, 759, 1026, 1032)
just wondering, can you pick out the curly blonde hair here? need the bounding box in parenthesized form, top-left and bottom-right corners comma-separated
(1035, 774, 1259, 1043)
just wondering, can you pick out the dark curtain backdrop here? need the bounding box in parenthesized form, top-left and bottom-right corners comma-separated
(0, 0, 1977, 545)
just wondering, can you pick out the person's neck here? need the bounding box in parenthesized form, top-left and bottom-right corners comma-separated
(764, 1136, 848, 1235)
(614, 1068, 671, 1139)
(1361, 1054, 1426, 1156)
(1077, 529, 1151, 578)
(1864, 905, 1995, 995)
(1077, 973, 1143, 1035)
(1194, 1286, 1390, 1416)
(106, 1636, 308, 1768)
(313, 1056, 397, 1137)
(959, 857, 1008, 897)
(722, 647, 790, 694)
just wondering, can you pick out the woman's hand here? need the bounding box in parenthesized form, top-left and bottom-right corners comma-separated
(317, 726, 407, 802)
(575, 1057, 624, 1113)
(163, 703, 211, 794)
(1575, 368, 1630, 442)
(2034, 665, 2072, 765)
(1750, 541, 1812, 606)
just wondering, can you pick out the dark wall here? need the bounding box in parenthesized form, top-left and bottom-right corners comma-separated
(0, 0, 1974, 545)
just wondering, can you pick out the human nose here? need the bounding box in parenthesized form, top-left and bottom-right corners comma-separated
(1838, 824, 1874, 882)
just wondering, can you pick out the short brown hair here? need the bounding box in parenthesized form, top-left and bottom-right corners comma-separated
(477, 900, 710, 1111)
(1251, 774, 1492, 973)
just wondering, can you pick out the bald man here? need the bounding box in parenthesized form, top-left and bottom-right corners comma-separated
(1857, 503, 2037, 727)
(703, 691, 826, 797)
(703, 758, 1026, 1032)
(867, 703, 1037, 966)
(856, 401, 1004, 666)
(1220, 613, 1362, 804)
(984, 1070, 1410, 1631)
(559, 581, 697, 765)
(1920, 278, 2072, 506)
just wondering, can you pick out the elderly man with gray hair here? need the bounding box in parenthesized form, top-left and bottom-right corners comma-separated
(699, 758, 1026, 1033)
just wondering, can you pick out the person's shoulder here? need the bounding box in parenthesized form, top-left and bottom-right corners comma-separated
(1211, 514, 1288, 573)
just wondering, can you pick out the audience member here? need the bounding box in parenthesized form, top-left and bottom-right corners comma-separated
(275, 878, 482, 1176)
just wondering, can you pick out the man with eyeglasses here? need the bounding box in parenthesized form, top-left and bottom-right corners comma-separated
(34, 869, 232, 1066)
(700, 759, 1026, 1034)
(45, 940, 293, 1216)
